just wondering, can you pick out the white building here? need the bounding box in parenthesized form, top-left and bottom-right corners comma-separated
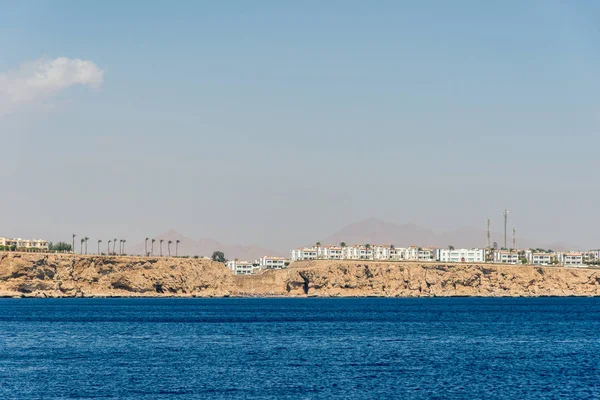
(0, 237, 49, 251)
(226, 260, 259, 275)
(259, 256, 287, 270)
(325, 246, 343, 259)
(436, 248, 486, 263)
(584, 251, 599, 263)
(418, 248, 434, 261)
(559, 252, 584, 266)
(390, 246, 418, 261)
(290, 248, 317, 261)
(525, 250, 553, 265)
(493, 250, 520, 264)
(373, 245, 391, 260)
(342, 245, 374, 260)
(292, 245, 377, 261)
(292, 244, 435, 262)
(342, 245, 367, 260)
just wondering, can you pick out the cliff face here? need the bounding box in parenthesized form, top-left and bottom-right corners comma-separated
(0, 253, 234, 298)
(1, 254, 600, 298)
(234, 260, 600, 297)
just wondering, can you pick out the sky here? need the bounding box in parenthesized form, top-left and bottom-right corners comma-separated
(1, 0, 599, 250)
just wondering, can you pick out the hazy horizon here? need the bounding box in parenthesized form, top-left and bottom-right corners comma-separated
(2, 1, 599, 251)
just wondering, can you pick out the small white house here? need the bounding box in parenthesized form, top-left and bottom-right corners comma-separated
(226, 260, 259, 275)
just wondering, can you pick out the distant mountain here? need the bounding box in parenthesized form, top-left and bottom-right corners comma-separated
(129, 219, 570, 262)
(321, 218, 437, 247)
(319, 217, 569, 251)
(128, 230, 283, 261)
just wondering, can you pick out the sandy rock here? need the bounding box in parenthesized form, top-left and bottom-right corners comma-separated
(1, 254, 600, 297)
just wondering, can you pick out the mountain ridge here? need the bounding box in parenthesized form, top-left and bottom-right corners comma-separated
(317, 217, 570, 251)
(128, 230, 284, 261)
(128, 218, 571, 261)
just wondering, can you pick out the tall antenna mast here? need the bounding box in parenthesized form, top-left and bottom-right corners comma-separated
(512, 227, 516, 251)
(486, 218, 491, 248)
(503, 209, 509, 249)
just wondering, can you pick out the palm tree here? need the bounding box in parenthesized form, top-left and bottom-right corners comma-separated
(97, 239, 102, 255)
(176, 240, 180, 257)
(151, 239, 155, 256)
(118, 240, 122, 255)
(316, 241, 321, 259)
(168, 240, 172, 257)
(72, 234, 76, 254)
(80, 238, 84, 254)
(390, 244, 395, 260)
(340, 242, 347, 259)
(107, 240, 111, 255)
(145, 238, 149, 256)
(160, 239, 164, 256)
(122, 239, 126, 255)
(112, 238, 117, 255)
(84, 237, 89, 254)
(365, 244, 371, 259)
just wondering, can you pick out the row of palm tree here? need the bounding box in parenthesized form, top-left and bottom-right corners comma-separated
(71, 234, 127, 255)
(70, 234, 181, 257)
(335, 242, 395, 248)
(144, 238, 180, 257)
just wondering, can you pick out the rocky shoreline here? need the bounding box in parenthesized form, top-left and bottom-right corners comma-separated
(1, 253, 600, 298)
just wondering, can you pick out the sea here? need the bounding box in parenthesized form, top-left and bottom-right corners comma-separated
(0, 298, 599, 399)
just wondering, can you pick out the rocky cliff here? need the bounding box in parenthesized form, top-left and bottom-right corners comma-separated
(0, 253, 234, 298)
(1, 253, 600, 298)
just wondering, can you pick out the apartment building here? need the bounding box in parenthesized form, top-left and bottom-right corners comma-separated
(493, 250, 520, 264)
(0, 237, 49, 251)
(585, 251, 599, 263)
(290, 248, 317, 261)
(525, 250, 553, 265)
(292, 244, 435, 262)
(259, 256, 287, 270)
(343, 245, 374, 260)
(418, 248, 434, 261)
(291, 245, 451, 262)
(559, 252, 583, 266)
(289, 242, 599, 267)
(436, 248, 486, 263)
(325, 246, 343, 259)
(292, 245, 376, 261)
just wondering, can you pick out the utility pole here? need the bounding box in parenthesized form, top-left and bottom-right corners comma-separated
(503, 209, 509, 249)
(512, 227, 516, 251)
(486, 218, 491, 249)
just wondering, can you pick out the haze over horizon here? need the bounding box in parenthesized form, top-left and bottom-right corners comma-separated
(1, 1, 599, 250)
(122, 217, 577, 260)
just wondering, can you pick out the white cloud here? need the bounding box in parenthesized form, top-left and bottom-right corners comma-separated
(0, 57, 104, 114)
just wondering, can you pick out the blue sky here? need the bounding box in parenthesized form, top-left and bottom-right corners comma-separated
(1, 1, 599, 250)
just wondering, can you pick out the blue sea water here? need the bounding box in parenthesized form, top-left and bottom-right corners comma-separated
(0, 298, 599, 399)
